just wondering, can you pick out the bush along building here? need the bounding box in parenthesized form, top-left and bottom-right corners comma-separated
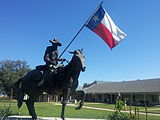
(84, 78, 160, 106)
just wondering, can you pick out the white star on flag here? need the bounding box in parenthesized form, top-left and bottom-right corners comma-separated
(92, 15, 99, 22)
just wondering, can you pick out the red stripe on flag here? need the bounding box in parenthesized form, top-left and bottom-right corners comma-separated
(93, 23, 117, 49)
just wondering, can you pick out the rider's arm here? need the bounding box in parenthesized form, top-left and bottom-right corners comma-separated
(44, 53, 51, 64)
(44, 47, 53, 65)
(57, 58, 66, 62)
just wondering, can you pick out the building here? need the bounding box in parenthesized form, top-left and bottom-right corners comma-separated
(84, 78, 160, 106)
(0, 93, 7, 99)
(38, 93, 59, 102)
(37, 86, 83, 102)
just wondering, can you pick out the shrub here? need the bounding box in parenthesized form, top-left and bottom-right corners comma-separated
(0, 104, 18, 118)
(107, 111, 130, 120)
(106, 93, 130, 120)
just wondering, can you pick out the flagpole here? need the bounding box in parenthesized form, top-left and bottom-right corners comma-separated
(59, 24, 85, 58)
(59, 1, 104, 58)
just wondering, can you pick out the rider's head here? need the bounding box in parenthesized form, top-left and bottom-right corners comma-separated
(49, 38, 62, 47)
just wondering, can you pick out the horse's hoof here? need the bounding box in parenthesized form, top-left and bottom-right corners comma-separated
(61, 117, 65, 120)
(32, 115, 37, 119)
(75, 106, 81, 110)
(61, 115, 65, 120)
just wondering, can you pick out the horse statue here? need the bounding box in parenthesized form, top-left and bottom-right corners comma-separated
(13, 49, 86, 120)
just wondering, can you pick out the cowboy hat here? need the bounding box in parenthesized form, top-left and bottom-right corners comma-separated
(49, 38, 62, 46)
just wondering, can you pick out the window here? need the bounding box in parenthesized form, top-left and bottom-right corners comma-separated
(151, 95, 157, 102)
(133, 95, 136, 101)
(98, 94, 102, 100)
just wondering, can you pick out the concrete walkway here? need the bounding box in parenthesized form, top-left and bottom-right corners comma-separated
(82, 105, 160, 117)
(54, 103, 160, 117)
(58, 103, 160, 117)
(7, 116, 105, 120)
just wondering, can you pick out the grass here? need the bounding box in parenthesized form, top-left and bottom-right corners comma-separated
(84, 102, 115, 109)
(4, 102, 110, 119)
(0, 100, 160, 119)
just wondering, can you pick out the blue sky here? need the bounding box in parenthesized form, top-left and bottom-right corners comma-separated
(0, 0, 160, 85)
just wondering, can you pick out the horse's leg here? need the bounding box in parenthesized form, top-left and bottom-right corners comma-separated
(25, 96, 37, 119)
(61, 88, 70, 120)
(73, 90, 86, 110)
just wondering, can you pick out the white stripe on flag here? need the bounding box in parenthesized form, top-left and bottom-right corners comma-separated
(101, 11, 126, 43)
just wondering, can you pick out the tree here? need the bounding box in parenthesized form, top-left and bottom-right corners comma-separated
(0, 60, 31, 98)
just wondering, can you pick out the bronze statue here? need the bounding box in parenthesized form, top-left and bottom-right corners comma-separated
(37, 38, 66, 89)
(13, 49, 86, 120)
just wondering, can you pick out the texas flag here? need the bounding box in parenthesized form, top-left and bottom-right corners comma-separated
(86, 6, 126, 49)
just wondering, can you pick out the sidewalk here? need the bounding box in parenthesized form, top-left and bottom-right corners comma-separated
(7, 116, 105, 120)
(55, 103, 160, 117)
(82, 105, 160, 117)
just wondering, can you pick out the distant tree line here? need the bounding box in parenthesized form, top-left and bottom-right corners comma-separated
(0, 59, 31, 98)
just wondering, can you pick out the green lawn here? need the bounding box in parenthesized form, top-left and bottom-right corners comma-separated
(0, 101, 110, 119)
(0, 100, 160, 120)
(84, 102, 115, 109)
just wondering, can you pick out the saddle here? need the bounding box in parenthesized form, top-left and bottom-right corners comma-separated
(36, 64, 64, 72)
(36, 65, 48, 71)
(36, 64, 64, 93)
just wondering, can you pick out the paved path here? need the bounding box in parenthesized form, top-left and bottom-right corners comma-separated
(145, 108, 160, 111)
(8, 116, 104, 120)
(55, 103, 160, 117)
(82, 105, 160, 117)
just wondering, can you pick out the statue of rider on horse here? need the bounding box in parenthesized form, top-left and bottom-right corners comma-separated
(13, 37, 86, 120)
(36, 38, 66, 90)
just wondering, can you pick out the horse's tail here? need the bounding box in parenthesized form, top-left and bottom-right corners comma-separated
(13, 78, 24, 109)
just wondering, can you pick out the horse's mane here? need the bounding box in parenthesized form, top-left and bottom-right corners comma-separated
(57, 55, 74, 77)
(52, 56, 74, 88)
(50, 51, 82, 89)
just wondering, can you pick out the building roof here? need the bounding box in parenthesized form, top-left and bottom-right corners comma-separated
(85, 78, 160, 94)
(76, 86, 83, 90)
(83, 80, 110, 88)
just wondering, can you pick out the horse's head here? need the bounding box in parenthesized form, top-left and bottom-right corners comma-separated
(69, 49, 86, 72)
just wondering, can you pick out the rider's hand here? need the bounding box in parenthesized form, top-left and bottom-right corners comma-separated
(62, 58, 66, 61)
